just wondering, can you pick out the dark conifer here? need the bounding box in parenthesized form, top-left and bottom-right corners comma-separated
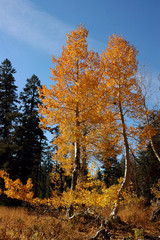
(15, 75, 48, 197)
(0, 59, 19, 172)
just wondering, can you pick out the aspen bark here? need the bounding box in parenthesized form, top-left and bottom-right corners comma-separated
(81, 145, 87, 181)
(71, 88, 81, 190)
(139, 81, 160, 163)
(110, 100, 131, 218)
(68, 103, 80, 217)
(145, 108, 160, 163)
(71, 141, 80, 191)
(80, 128, 88, 181)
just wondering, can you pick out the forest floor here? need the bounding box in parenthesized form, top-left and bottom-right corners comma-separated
(0, 203, 159, 240)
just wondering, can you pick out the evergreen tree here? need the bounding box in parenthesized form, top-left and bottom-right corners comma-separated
(101, 157, 123, 187)
(14, 74, 48, 197)
(40, 147, 53, 198)
(136, 110, 160, 205)
(0, 59, 19, 172)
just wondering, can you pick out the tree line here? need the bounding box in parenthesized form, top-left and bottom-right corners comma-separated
(0, 59, 53, 204)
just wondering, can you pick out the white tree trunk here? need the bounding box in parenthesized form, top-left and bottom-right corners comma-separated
(110, 100, 131, 218)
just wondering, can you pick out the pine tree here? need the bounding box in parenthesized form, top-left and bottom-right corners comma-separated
(136, 110, 160, 205)
(101, 157, 123, 187)
(0, 59, 19, 173)
(15, 75, 48, 197)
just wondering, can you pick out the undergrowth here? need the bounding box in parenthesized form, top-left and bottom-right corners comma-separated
(0, 201, 159, 240)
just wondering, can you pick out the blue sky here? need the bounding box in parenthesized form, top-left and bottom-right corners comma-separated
(0, 0, 159, 100)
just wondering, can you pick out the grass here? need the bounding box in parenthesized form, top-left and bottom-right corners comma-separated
(0, 202, 159, 239)
(119, 202, 152, 228)
(0, 206, 95, 240)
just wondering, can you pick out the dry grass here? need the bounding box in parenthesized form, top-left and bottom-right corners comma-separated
(118, 202, 160, 238)
(119, 202, 152, 228)
(0, 206, 97, 240)
(0, 203, 159, 240)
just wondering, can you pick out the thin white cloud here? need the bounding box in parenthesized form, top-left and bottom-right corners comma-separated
(0, 0, 72, 55)
(0, 0, 105, 56)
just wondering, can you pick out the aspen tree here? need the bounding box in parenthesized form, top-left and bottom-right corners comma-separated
(101, 34, 143, 217)
(39, 25, 101, 197)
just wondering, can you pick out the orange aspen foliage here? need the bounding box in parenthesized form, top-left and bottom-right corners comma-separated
(0, 168, 140, 211)
(0, 170, 34, 203)
(101, 34, 143, 118)
(38, 25, 111, 189)
(101, 34, 143, 178)
(101, 34, 144, 216)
